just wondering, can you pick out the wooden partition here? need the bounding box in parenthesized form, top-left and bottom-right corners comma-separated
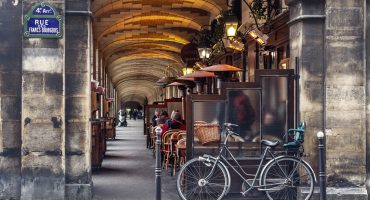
(91, 120, 107, 168)
(105, 117, 116, 140)
(185, 69, 295, 193)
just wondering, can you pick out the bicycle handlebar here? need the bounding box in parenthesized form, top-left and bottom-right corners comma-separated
(223, 123, 239, 129)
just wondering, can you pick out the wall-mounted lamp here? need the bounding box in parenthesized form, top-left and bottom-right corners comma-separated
(225, 11, 269, 46)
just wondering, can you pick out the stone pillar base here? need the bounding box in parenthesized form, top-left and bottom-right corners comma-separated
(298, 187, 368, 200)
(65, 183, 92, 200)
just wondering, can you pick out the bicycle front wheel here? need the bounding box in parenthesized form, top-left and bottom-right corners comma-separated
(260, 156, 315, 200)
(176, 157, 228, 200)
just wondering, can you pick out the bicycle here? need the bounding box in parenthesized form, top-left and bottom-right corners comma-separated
(176, 122, 316, 200)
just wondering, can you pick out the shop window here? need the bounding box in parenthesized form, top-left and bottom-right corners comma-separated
(261, 75, 288, 143)
(225, 89, 262, 158)
(192, 101, 226, 157)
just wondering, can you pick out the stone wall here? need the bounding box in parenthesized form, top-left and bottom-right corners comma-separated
(286, 0, 325, 174)
(21, 0, 66, 199)
(0, 1, 22, 199)
(367, 0, 370, 195)
(287, 0, 368, 198)
(0, 0, 92, 199)
(325, 0, 367, 186)
(65, 0, 92, 199)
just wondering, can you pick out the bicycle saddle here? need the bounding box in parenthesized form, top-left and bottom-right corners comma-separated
(261, 140, 280, 148)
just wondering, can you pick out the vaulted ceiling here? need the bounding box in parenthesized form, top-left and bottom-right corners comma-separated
(92, 0, 228, 104)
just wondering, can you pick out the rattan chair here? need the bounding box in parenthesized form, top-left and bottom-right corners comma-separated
(170, 131, 181, 176)
(161, 129, 180, 172)
(174, 131, 187, 175)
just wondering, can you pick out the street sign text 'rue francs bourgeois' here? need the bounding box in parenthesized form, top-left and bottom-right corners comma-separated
(24, 3, 63, 38)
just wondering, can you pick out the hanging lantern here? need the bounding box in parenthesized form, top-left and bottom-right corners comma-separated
(197, 46, 212, 60)
(225, 13, 239, 39)
(197, 29, 212, 60)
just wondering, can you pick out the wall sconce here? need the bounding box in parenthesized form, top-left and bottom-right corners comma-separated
(225, 12, 269, 46)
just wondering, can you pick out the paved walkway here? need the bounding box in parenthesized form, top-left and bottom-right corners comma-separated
(92, 119, 266, 200)
(92, 119, 178, 200)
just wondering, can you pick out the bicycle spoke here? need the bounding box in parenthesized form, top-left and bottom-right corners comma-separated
(177, 158, 228, 200)
(261, 157, 314, 200)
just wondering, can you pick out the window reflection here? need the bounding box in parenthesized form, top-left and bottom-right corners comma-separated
(261, 76, 288, 142)
(226, 90, 261, 157)
(192, 101, 225, 157)
(167, 101, 182, 114)
(226, 90, 261, 142)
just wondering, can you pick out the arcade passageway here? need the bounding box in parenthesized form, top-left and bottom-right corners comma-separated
(92, 120, 265, 200)
(1, 0, 370, 199)
(92, 119, 178, 200)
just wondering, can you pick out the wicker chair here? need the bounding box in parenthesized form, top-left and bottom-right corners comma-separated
(161, 129, 180, 172)
(175, 131, 187, 175)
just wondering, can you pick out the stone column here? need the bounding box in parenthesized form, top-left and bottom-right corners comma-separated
(324, 0, 367, 195)
(21, 1, 66, 199)
(286, 0, 325, 172)
(0, 1, 22, 199)
(64, 1, 92, 199)
(287, 0, 368, 198)
(366, 1, 370, 194)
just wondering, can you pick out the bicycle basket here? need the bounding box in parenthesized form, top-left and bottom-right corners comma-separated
(194, 123, 220, 145)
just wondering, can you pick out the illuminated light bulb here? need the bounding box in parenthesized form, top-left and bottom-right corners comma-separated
(205, 52, 210, 59)
(201, 50, 206, 58)
(227, 26, 237, 37)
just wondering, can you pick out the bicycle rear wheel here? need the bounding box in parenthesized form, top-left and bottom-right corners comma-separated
(176, 158, 228, 200)
(260, 156, 314, 200)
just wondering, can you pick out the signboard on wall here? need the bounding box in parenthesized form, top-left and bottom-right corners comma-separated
(24, 3, 63, 38)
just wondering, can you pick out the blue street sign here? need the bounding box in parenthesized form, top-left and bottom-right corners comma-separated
(24, 3, 63, 38)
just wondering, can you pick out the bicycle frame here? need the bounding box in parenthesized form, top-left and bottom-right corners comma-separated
(201, 127, 306, 195)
